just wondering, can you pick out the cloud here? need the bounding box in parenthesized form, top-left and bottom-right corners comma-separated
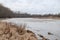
(0, 0, 60, 14)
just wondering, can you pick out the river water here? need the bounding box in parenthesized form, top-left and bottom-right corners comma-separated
(2, 18, 60, 40)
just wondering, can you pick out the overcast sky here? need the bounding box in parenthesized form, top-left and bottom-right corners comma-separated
(0, 0, 60, 14)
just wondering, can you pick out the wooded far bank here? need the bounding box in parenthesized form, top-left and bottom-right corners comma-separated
(0, 4, 60, 18)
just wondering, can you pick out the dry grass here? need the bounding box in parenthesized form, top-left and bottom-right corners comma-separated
(0, 22, 38, 40)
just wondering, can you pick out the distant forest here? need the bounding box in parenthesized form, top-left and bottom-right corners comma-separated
(0, 4, 60, 18)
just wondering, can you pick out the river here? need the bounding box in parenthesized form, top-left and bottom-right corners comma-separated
(2, 18, 60, 40)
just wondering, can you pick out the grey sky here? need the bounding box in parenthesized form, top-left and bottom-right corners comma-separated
(0, 0, 60, 14)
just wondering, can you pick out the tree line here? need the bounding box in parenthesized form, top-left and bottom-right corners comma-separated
(0, 4, 60, 18)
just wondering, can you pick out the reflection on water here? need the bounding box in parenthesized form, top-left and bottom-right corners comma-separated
(2, 18, 60, 40)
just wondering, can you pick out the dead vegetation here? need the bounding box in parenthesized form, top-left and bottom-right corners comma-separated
(0, 22, 38, 40)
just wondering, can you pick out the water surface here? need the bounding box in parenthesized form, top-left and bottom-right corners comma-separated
(2, 18, 60, 40)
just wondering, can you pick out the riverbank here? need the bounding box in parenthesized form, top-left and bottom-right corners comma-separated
(0, 22, 38, 40)
(1, 18, 60, 40)
(0, 17, 60, 20)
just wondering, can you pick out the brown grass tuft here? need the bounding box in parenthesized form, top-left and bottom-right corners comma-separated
(0, 22, 38, 40)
